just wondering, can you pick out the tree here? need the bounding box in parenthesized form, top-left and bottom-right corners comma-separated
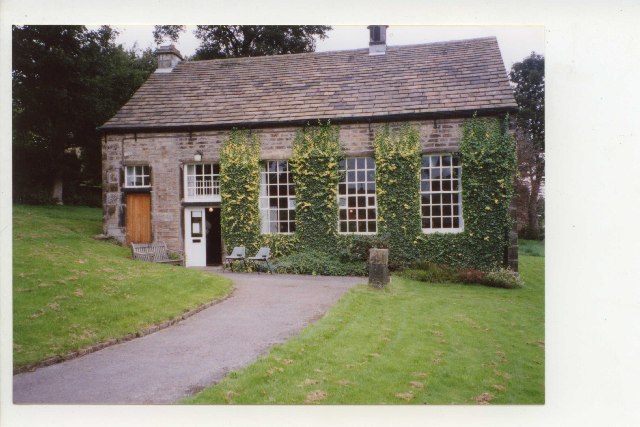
(510, 53, 545, 240)
(153, 25, 332, 60)
(12, 25, 156, 204)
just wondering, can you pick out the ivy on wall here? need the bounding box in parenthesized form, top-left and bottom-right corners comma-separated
(289, 122, 343, 252)
(219, 129, 262, 253)
(415, 115, 517, 271)
(373, 124, 423, 267)
(217, 116, 515, 272)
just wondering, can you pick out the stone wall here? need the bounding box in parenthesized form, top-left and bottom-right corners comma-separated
(103, 118, 465, 253)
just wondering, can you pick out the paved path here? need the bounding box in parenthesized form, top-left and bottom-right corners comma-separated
(13, 272, 362, 404)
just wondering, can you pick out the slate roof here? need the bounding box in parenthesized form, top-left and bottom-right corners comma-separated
(101, 37, 517, 131)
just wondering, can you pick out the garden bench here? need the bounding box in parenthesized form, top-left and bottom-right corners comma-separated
(131, 242, 183, 266)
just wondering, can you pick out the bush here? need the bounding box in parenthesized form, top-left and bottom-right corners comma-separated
(398, 261, 457, 283)
(483, 268, 524, 289)
(457, 268, 486, 284)
(272, 250, 367, 276)
(336, 234, 389, 263)
(398, 260, 522, 289)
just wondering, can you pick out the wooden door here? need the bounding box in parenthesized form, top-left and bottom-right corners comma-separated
(126, 193, 151, 243)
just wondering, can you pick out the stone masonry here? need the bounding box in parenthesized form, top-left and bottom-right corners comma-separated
(103, 117, 472, 254)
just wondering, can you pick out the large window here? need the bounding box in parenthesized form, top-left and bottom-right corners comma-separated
(124, 165, 150, 188)
(185, 163, 220, 199)
(338, 157, 377, 233)
(420, 154, 463, 232)
(260, 160, 296, 234)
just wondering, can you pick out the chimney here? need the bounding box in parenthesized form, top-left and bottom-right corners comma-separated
(155, 44, 183, 73)
(367, 25, 388, 56)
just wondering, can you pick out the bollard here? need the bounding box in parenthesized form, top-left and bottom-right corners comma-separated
(368, 248, 390, 288)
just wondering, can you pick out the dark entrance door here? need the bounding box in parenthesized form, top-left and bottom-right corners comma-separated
(205, 208, 222, 266)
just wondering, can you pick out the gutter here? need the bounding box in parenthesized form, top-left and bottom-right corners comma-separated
(97, 107, 518, 135)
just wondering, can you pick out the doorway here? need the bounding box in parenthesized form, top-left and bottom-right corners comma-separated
(205, 208, 222, 266)
(126, 193, 151, 243)
(184, 207, 222, 267)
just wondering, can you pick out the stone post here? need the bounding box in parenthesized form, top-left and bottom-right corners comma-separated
(369, 248, 390, 288)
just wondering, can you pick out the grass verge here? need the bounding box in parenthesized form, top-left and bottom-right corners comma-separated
(13, 205, 233, 369)
(518, 239, 545, 257)
(185, 255, 544, 404)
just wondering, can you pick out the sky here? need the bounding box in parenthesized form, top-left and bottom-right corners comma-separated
(110, 25, 545, 70)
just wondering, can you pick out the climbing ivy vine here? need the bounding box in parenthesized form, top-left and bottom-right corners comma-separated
(289, 122, 343, 252)
(219, 129, 261, 253)
(373, 124, 423, 267)
(415, 115, 517, 270)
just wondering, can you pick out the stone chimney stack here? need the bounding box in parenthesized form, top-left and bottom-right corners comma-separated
(367, 25, 388, 56)
(155, 44, 183, 73)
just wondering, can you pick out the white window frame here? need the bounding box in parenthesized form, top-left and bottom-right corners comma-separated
(184, 163, 221, 202)
(337, 157, 377, 234)
(124, 165, 151, 188)
(420, 153, 464, 234)
(259, 160, 296, 234)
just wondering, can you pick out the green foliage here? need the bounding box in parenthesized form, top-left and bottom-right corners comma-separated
(289, 123, 343, 252)
(484, 269, 524, 289)
(410, 116, 515, 271)
(399, 261, 457, 284)
(12, 25, 157, 203)
(336, 234, 388, 262)
(398, 260, 522, 289)
(373, 124, 423, 268)
(258, 233, 299, 258)
(511, 53, 545, 240)
(510, 53, 545, 152)
(272, 250, 367, 277)
(192, 26, 332, 60)
(220, 130, 262, 253)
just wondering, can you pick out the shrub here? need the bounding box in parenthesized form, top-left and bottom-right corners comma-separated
(399, 260, 522, 289)
(457, 268, 486, 284)
(483, 268, 524, 289)
(336, 234, 389, 263)
(399, 261, 457, 283)
(272, 250, 367, 276)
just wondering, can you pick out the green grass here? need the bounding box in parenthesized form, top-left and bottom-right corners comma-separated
(519, 239, 545, 257)
(13, 205, 233, 369)
(186, 255, 544, 404)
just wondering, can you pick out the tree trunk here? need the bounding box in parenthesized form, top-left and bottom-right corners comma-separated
(51, 171, 64, 205)
(526, 173, 542, 240)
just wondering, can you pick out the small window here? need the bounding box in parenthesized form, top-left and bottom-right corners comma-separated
(338, 157, 376, 234)
(185, 163, 220, 198)
(125, 165, 150, 188)
(421, 154, 463, 233)
(260, 160, 296, 234)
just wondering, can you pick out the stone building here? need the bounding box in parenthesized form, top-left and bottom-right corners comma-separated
(100, 27, 518, 268)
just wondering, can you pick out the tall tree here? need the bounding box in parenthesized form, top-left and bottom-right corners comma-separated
(510, 52, 545, 240)
(12, 25, 156, 204)
(153, 25, 332, 60)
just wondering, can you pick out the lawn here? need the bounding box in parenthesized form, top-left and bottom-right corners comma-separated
(13, 205, 233, 369)
(186, 249, 544, 404)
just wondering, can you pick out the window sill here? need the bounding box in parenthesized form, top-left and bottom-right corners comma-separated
(337, 232, 378, 235)
(422, 228, 464, 234)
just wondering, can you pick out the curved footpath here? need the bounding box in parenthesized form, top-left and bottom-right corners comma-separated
(13, 272, 362, 404)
